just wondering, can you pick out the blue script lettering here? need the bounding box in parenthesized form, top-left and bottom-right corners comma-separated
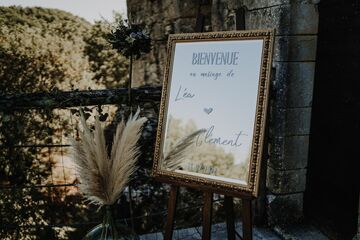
(175, 85, 195, 101)
(196, 125, 246, 147)
(192, 52, 240, 65)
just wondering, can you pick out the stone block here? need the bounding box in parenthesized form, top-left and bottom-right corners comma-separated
(226, 0, 245, 10)
(268, 64, 287, 138)
(285, 107, 312, 136)
(274, 36, 318, 62)
(269, 106, 286, 138)
(177, 0, 198, 18)
(132, 58, 146, 87)
(246, 4, 318, 35)
(267, 193, 304, 226)
(128, 1, 161, 25)
(287, 63, 315, 108)
(290, 3, 319, 35)
(246, 5, 289, 34)
(160, 1, 179, 20)
(174, 18, 196, 33)
(269, 135, 309, 170)
(145, 62, 161, 86)
(271, 62, 288, 108)
(243, 0, 291, 10)
(151, 22, 165, 41)
(211, 0, 228, 31)
(275, 62, 315, 108)
(267, 167, 307, 194)
(133, 40, 167, 87)
(157, 44, 167, 77)
(147, 41, 162, 63)
(274, 224, 330, 240)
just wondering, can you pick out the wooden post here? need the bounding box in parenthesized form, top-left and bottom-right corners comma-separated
(224, 196, 235, 240)
(202, 192, 213, 240)
(242, 198, 253, 240)
(164, 185, 179, 240)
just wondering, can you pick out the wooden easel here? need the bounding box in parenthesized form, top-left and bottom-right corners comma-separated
(163, 3, 253, 240)
(164, 184, 253, 240)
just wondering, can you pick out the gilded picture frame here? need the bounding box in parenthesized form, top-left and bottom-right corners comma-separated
(152, 30, 274, 198)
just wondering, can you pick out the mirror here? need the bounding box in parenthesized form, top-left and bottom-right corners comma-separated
(153, 30, 274, 197)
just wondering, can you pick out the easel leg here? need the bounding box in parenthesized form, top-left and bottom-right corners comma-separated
(224, 196, 235, 240)
(164, 185, 179, 240)
(202, 192, 213, 240)
(242, 199, 253, 240)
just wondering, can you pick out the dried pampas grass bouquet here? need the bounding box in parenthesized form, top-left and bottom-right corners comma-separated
(71, 107, 147, 239)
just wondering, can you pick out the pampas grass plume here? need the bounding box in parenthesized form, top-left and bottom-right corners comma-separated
(71, 108, 147, 206)
(163, 129, 206, 170)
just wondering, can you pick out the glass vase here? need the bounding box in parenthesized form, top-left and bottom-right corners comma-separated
(83, 205, 138, 240)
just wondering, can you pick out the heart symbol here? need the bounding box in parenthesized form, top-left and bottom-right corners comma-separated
(203, 107, 213, 115)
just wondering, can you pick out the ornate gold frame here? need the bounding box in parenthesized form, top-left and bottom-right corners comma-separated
(152, 30, 274, 198)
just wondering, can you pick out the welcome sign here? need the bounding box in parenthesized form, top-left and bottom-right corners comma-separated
(153, 30, 274, 197)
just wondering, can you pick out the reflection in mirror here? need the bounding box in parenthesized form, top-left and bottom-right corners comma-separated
(160, 39, 265, 186)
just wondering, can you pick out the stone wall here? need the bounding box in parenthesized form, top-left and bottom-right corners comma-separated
(127, 0, 319, 230)
(127, 0, 202, 86)
(250, 1, 319, 228)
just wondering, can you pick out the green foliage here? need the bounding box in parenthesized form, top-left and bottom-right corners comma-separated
(0, 6, 128, 94)
(0, 109, 57, 239)
(0, 6, 90, 35)
(0, 6, 129, 239)
(84, 21, 128, 88)
(0, 108, 101, 240)
(0, 6, 91, 94)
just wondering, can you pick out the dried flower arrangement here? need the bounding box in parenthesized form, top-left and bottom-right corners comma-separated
(107, 20, 151, 59)
(107, 19, 151, 110)
(71, 108, 147, 239)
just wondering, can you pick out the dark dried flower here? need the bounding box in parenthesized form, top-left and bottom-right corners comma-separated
(107, 20, 151, 59)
